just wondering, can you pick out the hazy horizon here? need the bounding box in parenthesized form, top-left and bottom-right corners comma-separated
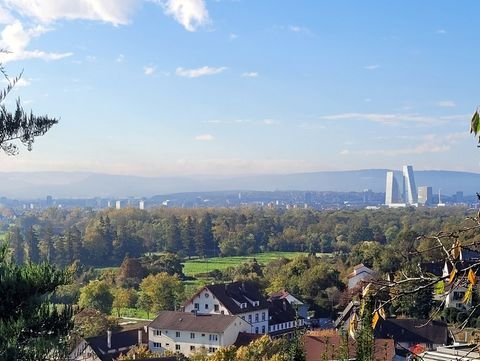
(0, 1, 479, 176)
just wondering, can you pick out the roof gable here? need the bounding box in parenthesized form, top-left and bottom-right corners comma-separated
(203, 281, 269, 314)
(150, 311, 240, 333)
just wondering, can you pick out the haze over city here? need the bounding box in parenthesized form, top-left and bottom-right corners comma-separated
(0, 1, 478, 177)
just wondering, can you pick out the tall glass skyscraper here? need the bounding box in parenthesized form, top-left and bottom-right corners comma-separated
(385, 171, 400, 205)
(402, 165, 418, 205)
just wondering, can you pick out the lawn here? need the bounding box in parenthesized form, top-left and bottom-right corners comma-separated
(182, 251, 307, 277)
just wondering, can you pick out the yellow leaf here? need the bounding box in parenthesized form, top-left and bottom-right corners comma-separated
(378, 306, 386, 320)
(448, 268, 457, 285)
(349, 313, 357, 340)
(463, 284, 473, 304)
(451, 240, 461, 260)
(468, 269, 477, 286)
(372, 311, 380, 329)
(362, 283, 371, 298)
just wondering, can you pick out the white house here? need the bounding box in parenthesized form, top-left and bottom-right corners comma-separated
(270, 289, 309, 319)
(183, 281, 270, 334)
(347, 263, 377, 289)
(442, 261, 474, 310)
(148, 311, 251, 357)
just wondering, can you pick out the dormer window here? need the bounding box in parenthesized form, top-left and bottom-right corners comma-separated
(252, 301, 259, 307)
(240, 303, 247, 309)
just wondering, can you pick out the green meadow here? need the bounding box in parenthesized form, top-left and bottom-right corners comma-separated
(182, 251, 307, 277)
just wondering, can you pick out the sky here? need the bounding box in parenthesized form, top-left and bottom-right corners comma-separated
(0, 0, 479, 177)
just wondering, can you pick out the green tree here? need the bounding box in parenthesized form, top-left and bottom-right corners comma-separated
(0, 243, 72, 360)
(78, 280, 114, 314)
(24, 226, 40, 263)
(6, 226, 24, 264)
(112, 288, 137, 317)
(138, 272, 184, 314)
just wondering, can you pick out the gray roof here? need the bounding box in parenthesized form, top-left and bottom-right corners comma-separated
(149, 311, 240, 333)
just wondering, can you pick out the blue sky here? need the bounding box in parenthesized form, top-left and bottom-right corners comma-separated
(0, 0, 478, 176)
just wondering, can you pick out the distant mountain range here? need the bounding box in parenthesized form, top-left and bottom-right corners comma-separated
(0, 169, 479, 199)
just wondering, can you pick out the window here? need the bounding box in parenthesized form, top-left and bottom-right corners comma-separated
(209, 347, 217, 353)
(255, 327, 259, 334)
(190, 345, 196, 351)
(248, 315, 252, 322)
(205, 303, 209, 309)
(190, 333, 195, 339)
(261, 312, 266, 321)
(176, 345, 181, 351)
(262, 326, 265, 334)
(241, 316, 245, 320)
(209, 334, 218, 341)
(194, 303, 199, 310)
(176, 332, 181, 338)
(214, 304, 219, 312)
(154, 329, 161, 336)
(255, 313, 259, 322)
(205, 293, 210, 298)
(153, 342, 161, 348)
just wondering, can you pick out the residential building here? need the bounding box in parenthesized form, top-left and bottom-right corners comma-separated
(421, 344, 480, 361)
(115, 200, 122, 209)
(374, 318, 449, 354)
(347, 264, 377, 289)
(69, 328, 147, 361)
(148, 311, 251, 357)
(183, 281, 269, 334)
(304, 331, 395, 361)
(269, 289, 309, 319)
(268, 298, 305, 338)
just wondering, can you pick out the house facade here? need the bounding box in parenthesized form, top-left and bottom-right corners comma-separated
(183, 281, 269, 334)
(148, 311, 250, 357)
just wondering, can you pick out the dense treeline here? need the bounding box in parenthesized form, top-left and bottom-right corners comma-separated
(1, 206, 473, 267)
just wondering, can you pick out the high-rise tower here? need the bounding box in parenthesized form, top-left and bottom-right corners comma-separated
(385, 171, 400, 205)
(402, 165, 418, 205)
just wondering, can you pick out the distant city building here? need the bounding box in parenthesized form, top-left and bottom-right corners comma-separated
(418, 186, 433, 206)
(402, 165, 418, 205)
(139, 200, 145, 210)
(385, 171, 401, 205)
(455, 191, 464, 203)
(115, 200, 122, 209)
(46, 195, 53, 207)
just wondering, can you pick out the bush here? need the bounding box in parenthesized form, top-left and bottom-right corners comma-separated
(456, 311, 468, 324)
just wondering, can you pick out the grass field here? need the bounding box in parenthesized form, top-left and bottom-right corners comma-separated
(182, 251, 306, 277)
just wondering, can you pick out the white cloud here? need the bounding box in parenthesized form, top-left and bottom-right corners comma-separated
(262, 119, 276, 125)
(3, 0, 139, 26)
(436, 100, 456, 108)
(176, 66, 227, 78)
(364, 64, 380, 70)
(242, 72, 258, 78)
(0, 20, 72, 62)
(144, 66, 156, 76)
(0, 76, 31, 87)
(195, 134, 214, 141)
(116, 54, 125, 63)
(229, 33, 238, 40)
(319, 112, 467, 126)
(436, 29, 447, 34)
(288, 25, 311, 34)
(340, 132, 468, 157)
(152, 0, 209, 32)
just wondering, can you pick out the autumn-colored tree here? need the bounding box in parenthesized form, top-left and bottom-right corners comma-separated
(79, 280, 114, 314)
(112, 288, 137, 317)
(137, 272, 184, 314)
(116, 344, 158, 360)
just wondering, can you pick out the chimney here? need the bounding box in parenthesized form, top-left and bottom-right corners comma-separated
(107, 330, 112, 349)
(138, 329, 142, 345)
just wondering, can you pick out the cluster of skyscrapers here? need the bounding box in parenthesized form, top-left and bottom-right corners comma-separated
(385, 165, 433, 207)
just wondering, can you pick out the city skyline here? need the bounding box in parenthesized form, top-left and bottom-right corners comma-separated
(0, 1, 479, 176)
